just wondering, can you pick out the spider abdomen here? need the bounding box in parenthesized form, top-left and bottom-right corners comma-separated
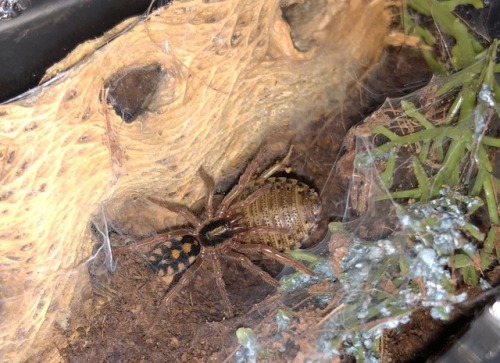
(237, 177, 321, 251)
(148, 235, 201, 282)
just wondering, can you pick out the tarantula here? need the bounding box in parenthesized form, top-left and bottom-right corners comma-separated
(127, 147, 322, 317)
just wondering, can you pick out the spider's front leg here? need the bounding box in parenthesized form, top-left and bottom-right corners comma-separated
(218, 147, 269, 215)
(258, 145, 293, 180)
(227, 183, 271, 212)
(218, 145, 293, 215)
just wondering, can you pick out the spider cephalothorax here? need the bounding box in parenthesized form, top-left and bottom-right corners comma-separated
(198, 218, 239, 246)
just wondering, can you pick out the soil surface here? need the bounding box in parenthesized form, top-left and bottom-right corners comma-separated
(61, 240, 334, 362)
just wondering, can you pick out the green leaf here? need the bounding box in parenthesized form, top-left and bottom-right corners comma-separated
(480, 251, 493, 270)
(454, 254, 471, 268)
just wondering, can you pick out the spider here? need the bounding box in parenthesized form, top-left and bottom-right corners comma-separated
(127, 147, 321, 317)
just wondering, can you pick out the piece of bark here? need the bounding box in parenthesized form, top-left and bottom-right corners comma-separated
(0, 0, 389, 360)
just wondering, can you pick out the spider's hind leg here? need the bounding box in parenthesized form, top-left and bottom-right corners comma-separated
(146, 256, 204, 333)
(207, 250, 234, 317)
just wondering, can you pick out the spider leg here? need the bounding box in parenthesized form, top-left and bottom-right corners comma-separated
(232, 225, 290, 237)
(227, 184, 271, 212)
(218, 147, 268, 215)
(147, 197, 202, 228)
(146, 255, 204, 333)
(113, 229, 194, 252)
(225, 250, 280, 287)
(227, 213, 243, 226)
(218, 145, 293, 215)
(198, 166, 216, 219)
(259, 145, 293, 180)
(208, 250, 234, 317)
(235, 243, 314, 276)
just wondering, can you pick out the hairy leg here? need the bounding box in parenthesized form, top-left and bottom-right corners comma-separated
(218, 147, 268, 214)
(259, 145, 293, 180)
(230, 225, 290, 237)
(226, 183, 271, 212)
(225, 250, 280, 287)
(208, 251, 234, 317)
(198, 166, 215, 219)
(113, 228, 195, 252)
(235, 243, 314, 276)
(218, 145, 293, 215)
(147, 197, 202, 228)
(146, 256, 204, 333)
